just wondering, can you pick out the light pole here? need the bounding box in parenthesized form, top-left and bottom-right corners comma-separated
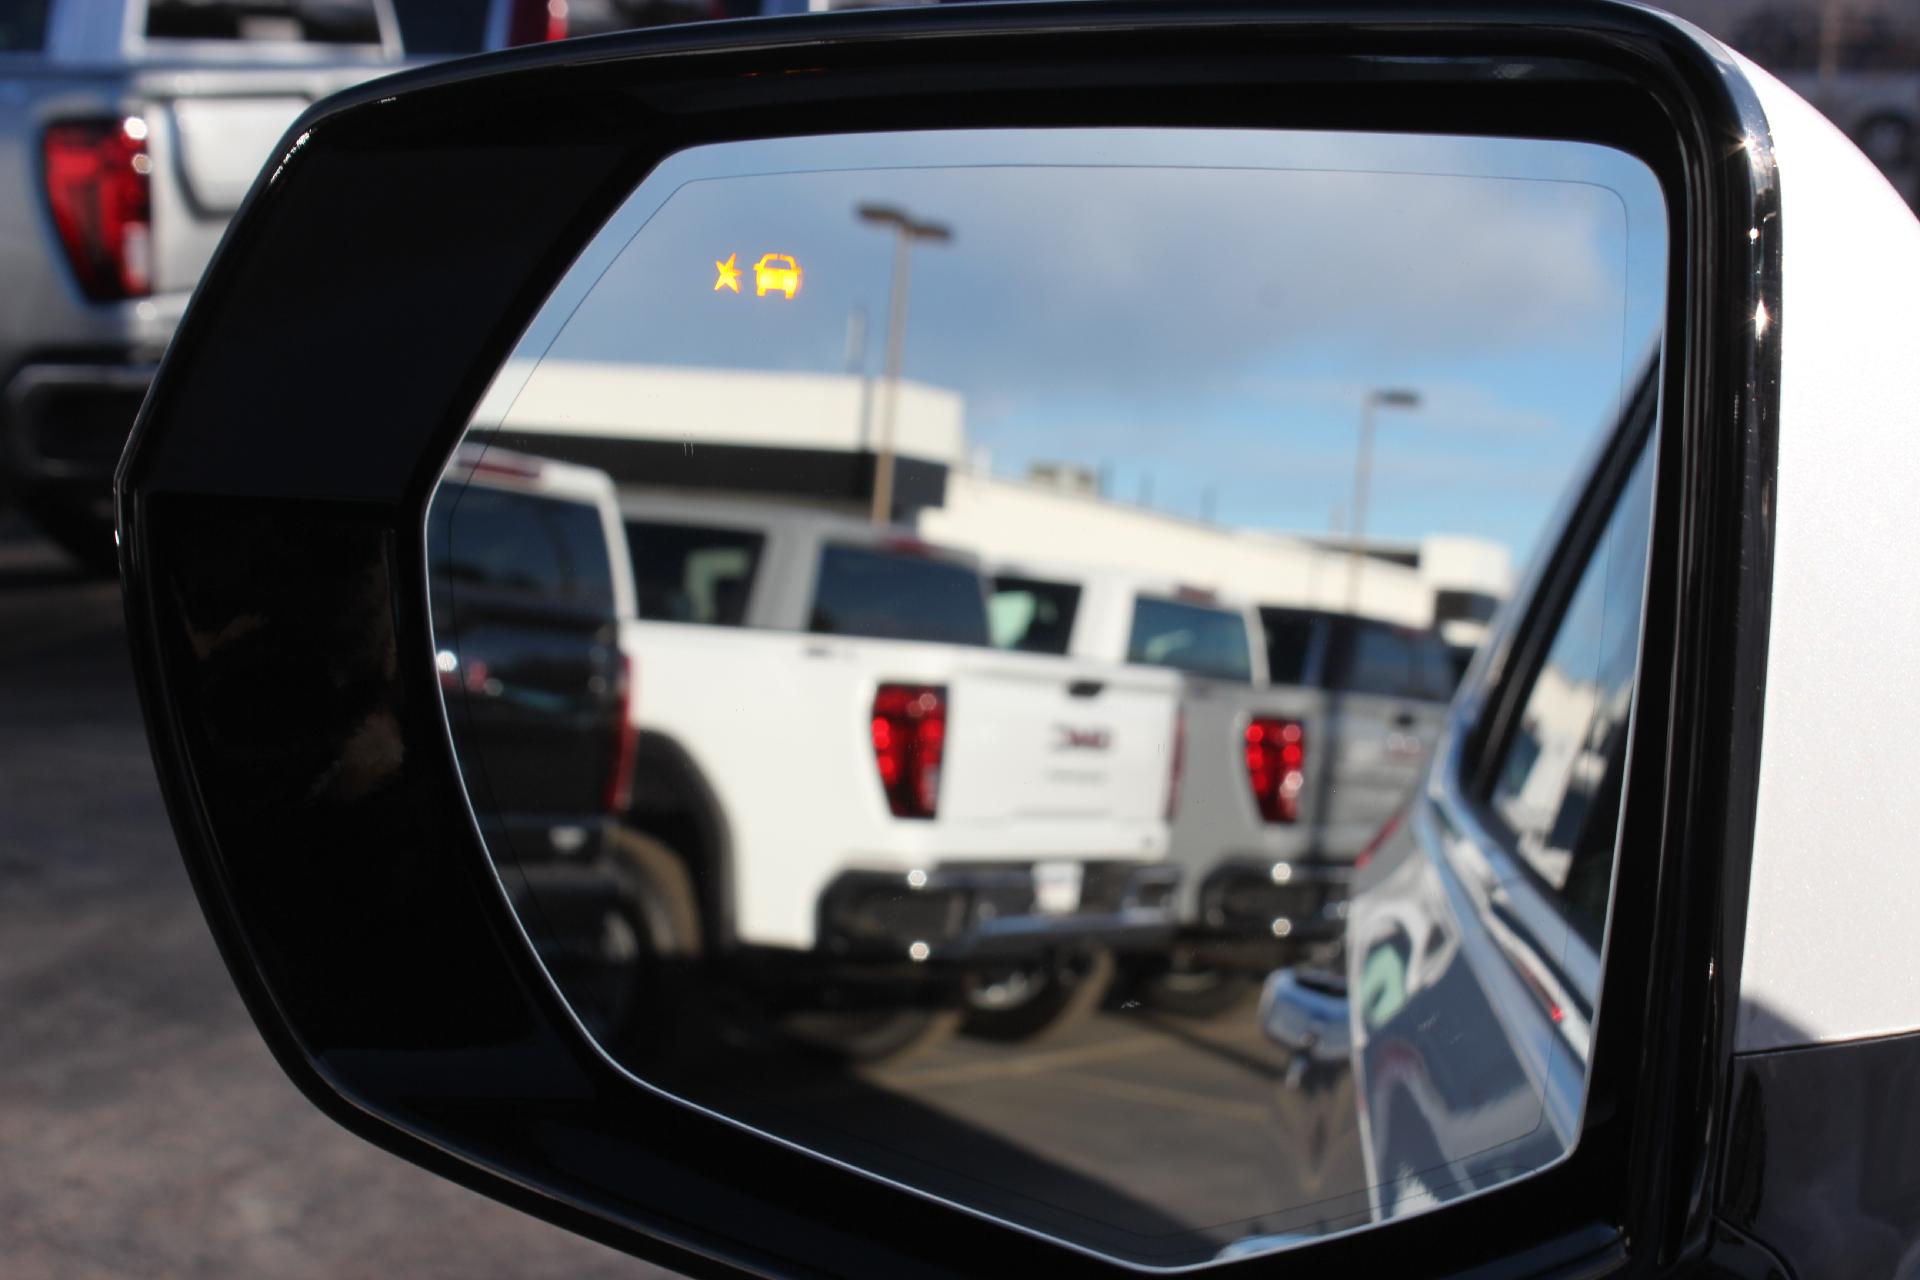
(858, 203, 952, 525)
(1346, 387, 1421, 613)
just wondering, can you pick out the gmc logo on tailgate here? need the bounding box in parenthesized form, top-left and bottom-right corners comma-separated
(1053, 725, 1112, 751)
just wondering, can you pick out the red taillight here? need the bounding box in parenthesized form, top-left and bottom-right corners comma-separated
(603, 653, 638, 813)
(504, 0, 568, 45)
(1244, 716, 1306, 824)
(44, 119, 151, 302)
(871, 683, 945, 819)
(1165, 706, 1187, 821)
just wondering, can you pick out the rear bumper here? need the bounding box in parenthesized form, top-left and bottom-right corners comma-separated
(1196, 857, 1353, 942)
(0, 361, 156, 501)
(818, 861, 1181, 963)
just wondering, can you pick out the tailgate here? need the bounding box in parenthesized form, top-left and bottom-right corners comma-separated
(169, 96, 309, 215)
(939, 650, 1181, 828)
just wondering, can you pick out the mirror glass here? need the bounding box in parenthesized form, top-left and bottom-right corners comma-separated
(426, 128, 1666, 1268)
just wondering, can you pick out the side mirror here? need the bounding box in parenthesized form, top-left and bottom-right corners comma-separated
(117, 4, 1802, 1275)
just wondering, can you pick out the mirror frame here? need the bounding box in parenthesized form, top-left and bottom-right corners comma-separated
(116, 3, 1780, 1276)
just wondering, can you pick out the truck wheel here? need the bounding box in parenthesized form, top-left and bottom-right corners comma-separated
(19, 495, 118, 577)
(781, 1007, 963, 1065)
(563, 906, 648, 1047)
(574, 827, 705, 1059)
(960, 948, 1115, 1042)
(603, 825, 704, 959)
(1138, 963, 1257, 1019)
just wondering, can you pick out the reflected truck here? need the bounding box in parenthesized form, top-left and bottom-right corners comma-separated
(608, 492, 1186, 1058)
(427, 447, 655, 1035)
(988, 562, 1444, 1014)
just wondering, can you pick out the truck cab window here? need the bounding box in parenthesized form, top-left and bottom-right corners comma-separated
(1258, 607, 1320, 686)
(809, 545, 990, 646)
(1127, 597, 1252, 683)
(989, 576, 1081, 654)
(439, 489, 568, 602)
(627, 520, 764, 626)
(436, 488, 614, 613)
(1330, 622, 1416, 699)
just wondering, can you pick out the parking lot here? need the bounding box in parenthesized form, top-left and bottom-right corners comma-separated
(0, 516, 1367, 1274)
(856, 1005, 1364, 1252)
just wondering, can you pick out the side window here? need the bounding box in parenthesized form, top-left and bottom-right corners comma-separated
(1331, 622, 1415, 698)
(1258, 608, 1320, 686)
(1487, 445, 1655, 941)
(627, 520, 765, 627)
(989, 576, 1081, 655)
(1126, 597, 1253, 683)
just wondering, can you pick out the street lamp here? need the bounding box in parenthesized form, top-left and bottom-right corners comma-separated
(858, 203, 953, 525)
(1346, 387, 1422, 612)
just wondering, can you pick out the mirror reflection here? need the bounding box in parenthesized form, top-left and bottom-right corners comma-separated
(426, 128, 1666, 1268)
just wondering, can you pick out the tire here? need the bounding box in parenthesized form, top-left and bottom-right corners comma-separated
(781, 1006, 964, 1065)
(19, 494, 118, 577)
(563, 827, 704, 1059)
(603, 824, 703, 959)
(960, 948, 1115, 1043)
(1137, 962, 1258, 1019)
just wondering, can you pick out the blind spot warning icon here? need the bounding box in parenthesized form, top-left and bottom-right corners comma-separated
(754, 253, 802, 299)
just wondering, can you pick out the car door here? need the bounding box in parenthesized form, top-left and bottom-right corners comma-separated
(1349, 433, 1656, 1221)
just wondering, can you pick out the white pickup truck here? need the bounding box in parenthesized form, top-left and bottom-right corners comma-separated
(988, 561, 1450, 1013)
(613, 494, 1185, 1053)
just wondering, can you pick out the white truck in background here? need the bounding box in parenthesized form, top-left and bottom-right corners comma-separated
(988, 561, 1452, 1014)
(613, 493, 1185, 1056)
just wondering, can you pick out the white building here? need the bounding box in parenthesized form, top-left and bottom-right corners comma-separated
(483, 360, 1513, 631)
(921, 469, 1435, 627)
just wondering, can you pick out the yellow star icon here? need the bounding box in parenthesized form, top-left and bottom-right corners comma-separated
(713, 253, 741, 293)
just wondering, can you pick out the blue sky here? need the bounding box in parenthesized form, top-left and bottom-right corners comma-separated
(540, 130, 1667, 563)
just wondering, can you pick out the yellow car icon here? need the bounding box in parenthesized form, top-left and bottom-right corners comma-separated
(753, 253, 802, 299)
